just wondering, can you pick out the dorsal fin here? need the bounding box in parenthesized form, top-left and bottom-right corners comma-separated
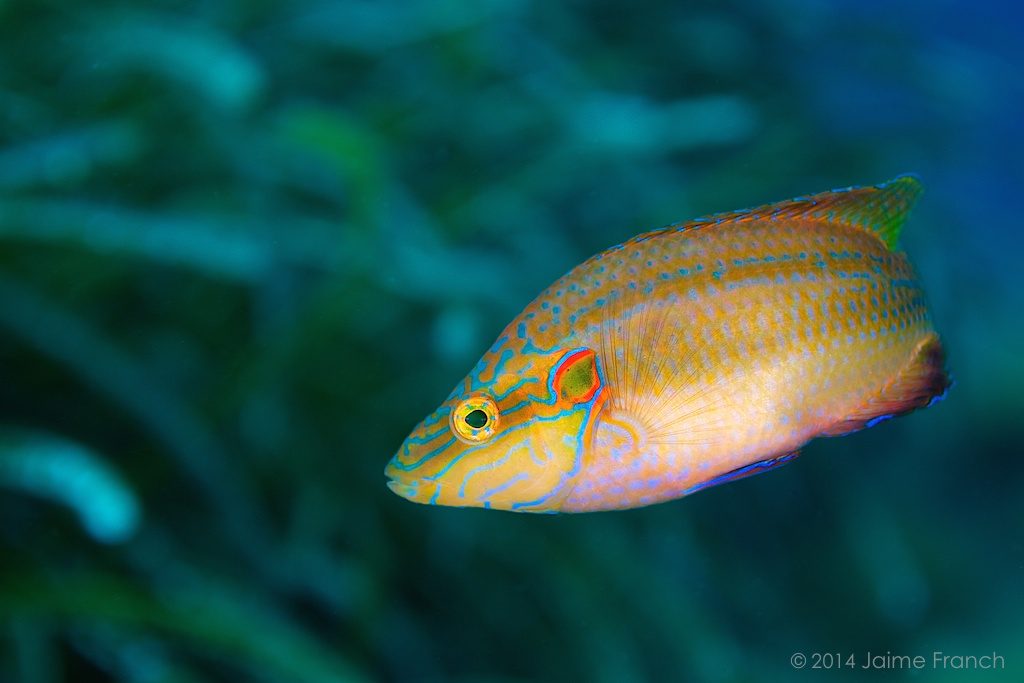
(692, 174, 923, 250)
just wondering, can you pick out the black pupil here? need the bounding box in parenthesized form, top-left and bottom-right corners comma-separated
(464, 409, 488, 429)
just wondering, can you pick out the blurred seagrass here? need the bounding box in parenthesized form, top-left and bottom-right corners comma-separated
(0, 275, 356, 611)
(0, 573, 368, 683)
(0, 198, 348, 281)
(0, 274, 265, 532)
(283, 0, 525, 52)
(0, 123, 143, 190)
(570, 93, 758, 154)
(0, 428, 139, 544)
(81, 11, 265, 113)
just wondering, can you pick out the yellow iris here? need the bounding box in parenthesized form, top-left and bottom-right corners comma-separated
(451, 395, 500, 444)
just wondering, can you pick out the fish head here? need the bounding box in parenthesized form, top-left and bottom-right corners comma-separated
(385, 339, 607, 512)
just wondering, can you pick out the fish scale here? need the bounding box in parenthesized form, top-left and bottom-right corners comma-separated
(386, 175, 949, 513)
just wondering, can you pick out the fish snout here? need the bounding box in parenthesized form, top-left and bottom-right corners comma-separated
(384, 458, 438, 505)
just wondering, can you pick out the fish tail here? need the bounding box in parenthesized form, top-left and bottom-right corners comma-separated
(823, 333, 950, 436)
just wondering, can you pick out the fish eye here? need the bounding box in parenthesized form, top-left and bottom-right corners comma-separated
(451, 395, 499, 444)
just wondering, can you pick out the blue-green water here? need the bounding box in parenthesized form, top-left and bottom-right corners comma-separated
(0, 1, 1020, 681)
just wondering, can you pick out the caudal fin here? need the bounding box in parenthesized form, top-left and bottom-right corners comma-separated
(823, 333, 950, 436)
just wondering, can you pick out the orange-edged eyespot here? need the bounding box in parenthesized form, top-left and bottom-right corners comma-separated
(552, 348, 601, 404)
(451, 395, 500, 444)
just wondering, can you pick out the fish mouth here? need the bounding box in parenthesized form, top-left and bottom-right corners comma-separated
(386, 477, 418, 499)
(384, 460, 437, 505)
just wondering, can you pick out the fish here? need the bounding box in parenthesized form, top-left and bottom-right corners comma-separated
(385, 175, 950, 513)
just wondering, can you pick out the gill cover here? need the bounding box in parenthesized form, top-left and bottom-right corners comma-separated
(475, 346, 607, 511)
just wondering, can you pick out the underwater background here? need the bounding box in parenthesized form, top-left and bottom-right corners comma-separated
(0, 1, 1021, 681)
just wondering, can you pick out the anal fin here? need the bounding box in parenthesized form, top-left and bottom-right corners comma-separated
(823, 333, 950, 437)
(685, 450, 801, 496)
